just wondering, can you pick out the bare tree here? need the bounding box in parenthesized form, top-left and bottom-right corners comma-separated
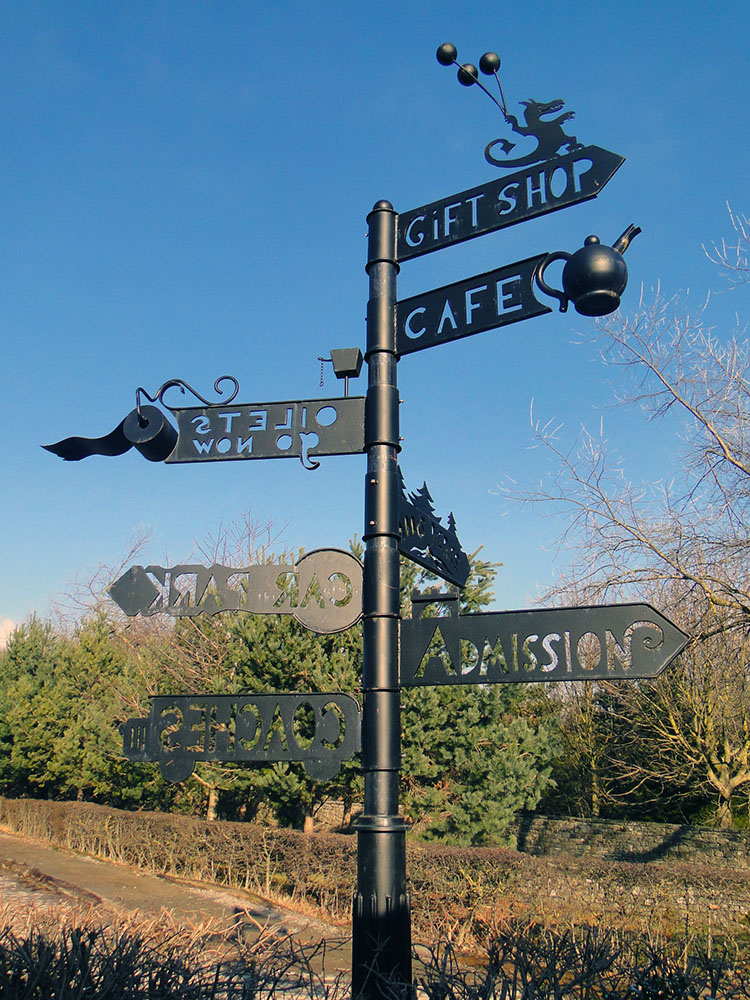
(504, 208, 750, 826)
(604, 601, 750, 827)
(705, 203, 750, 288)
(49, 526, 156, 634)
(515, 289, 750, 626)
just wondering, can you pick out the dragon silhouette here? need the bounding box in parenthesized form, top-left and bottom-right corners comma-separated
(485, 98, 582, 169)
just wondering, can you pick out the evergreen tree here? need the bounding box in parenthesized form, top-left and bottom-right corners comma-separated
(0, 538, 557, 841)
(400, 552, 558, 846)
(0, 614, 177, 809)
(0, 617, 63, 796)
(48, 614, 172, 809)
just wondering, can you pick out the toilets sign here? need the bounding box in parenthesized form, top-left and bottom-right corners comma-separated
(166, 396, 365, 466)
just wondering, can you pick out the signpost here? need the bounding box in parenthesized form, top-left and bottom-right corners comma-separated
(396, 255, 551, 356)
(121, 692, 361, 783)
(351, 48, 641, 996)
(401, 602, 688, 686)
(43, 41, 662, 1000)
(108, 548, 363, 634)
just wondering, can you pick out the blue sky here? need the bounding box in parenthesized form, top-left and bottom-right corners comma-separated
(2, 1, 749, 637)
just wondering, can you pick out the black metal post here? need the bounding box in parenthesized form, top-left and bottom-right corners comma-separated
(352, 200, 411, 998)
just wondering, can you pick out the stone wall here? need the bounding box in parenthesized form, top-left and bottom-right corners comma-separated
(509, 813, 750, 869)
(317, 802, 750, 870)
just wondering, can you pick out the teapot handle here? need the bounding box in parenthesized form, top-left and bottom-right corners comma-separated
(535, 251, 572, 313)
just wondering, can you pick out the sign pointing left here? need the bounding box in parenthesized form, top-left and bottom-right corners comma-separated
(108, 549, 363, 634)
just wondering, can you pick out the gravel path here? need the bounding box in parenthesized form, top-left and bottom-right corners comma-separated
(0, 827, 350, 967)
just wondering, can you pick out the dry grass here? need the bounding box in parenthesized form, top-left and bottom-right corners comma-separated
(2, 797, 750, 996)
(0, 895, 351, 998)
(2, 889, 750, 999)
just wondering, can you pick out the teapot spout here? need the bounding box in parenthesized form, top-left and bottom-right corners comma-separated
(612, 223, 642, 255)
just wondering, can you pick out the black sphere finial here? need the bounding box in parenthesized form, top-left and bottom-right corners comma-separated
(479, 52, 501, 75)
(436, 42, 506, 115)
(436, 42, 457, 66)
(457, 63, 478, 86)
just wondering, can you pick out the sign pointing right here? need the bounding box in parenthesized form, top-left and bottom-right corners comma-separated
(400, 603, 689, 687)
(397, 145, 625, 262)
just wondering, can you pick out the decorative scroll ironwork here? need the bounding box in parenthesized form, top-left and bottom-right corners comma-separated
(121, 692, 362, 783)
(397, 474, 470, 588)
(136, 375, 240, 417)
(396, 255, 551, 355)
(400, 600, 688, 686)
(165, 396, 365, 469)
(108, 548, 363, 634)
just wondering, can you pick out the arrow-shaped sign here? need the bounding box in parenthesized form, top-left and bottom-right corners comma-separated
(397, 145, 624, 262)
(396, 254, 551, 356)
(400, 603, 688, 686)
(108, 549, 363, 635)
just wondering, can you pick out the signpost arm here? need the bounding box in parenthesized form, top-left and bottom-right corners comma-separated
(352, 200, 411, 997)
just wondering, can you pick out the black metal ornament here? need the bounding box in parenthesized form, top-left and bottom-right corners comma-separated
(535, 224, 642, 316)
(42, 417, 135, 462)
(397, 473, 470, 588)
(436, 43, 582, 170)
(121, 405, 178, 462)
(42, 376, 238, 463)
(42, 405, 179, 463)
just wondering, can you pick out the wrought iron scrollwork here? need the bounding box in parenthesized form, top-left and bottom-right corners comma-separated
(135, 375, 240, 421)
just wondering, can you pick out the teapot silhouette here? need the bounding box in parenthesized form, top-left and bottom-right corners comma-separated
(535, 224, 641, 316)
